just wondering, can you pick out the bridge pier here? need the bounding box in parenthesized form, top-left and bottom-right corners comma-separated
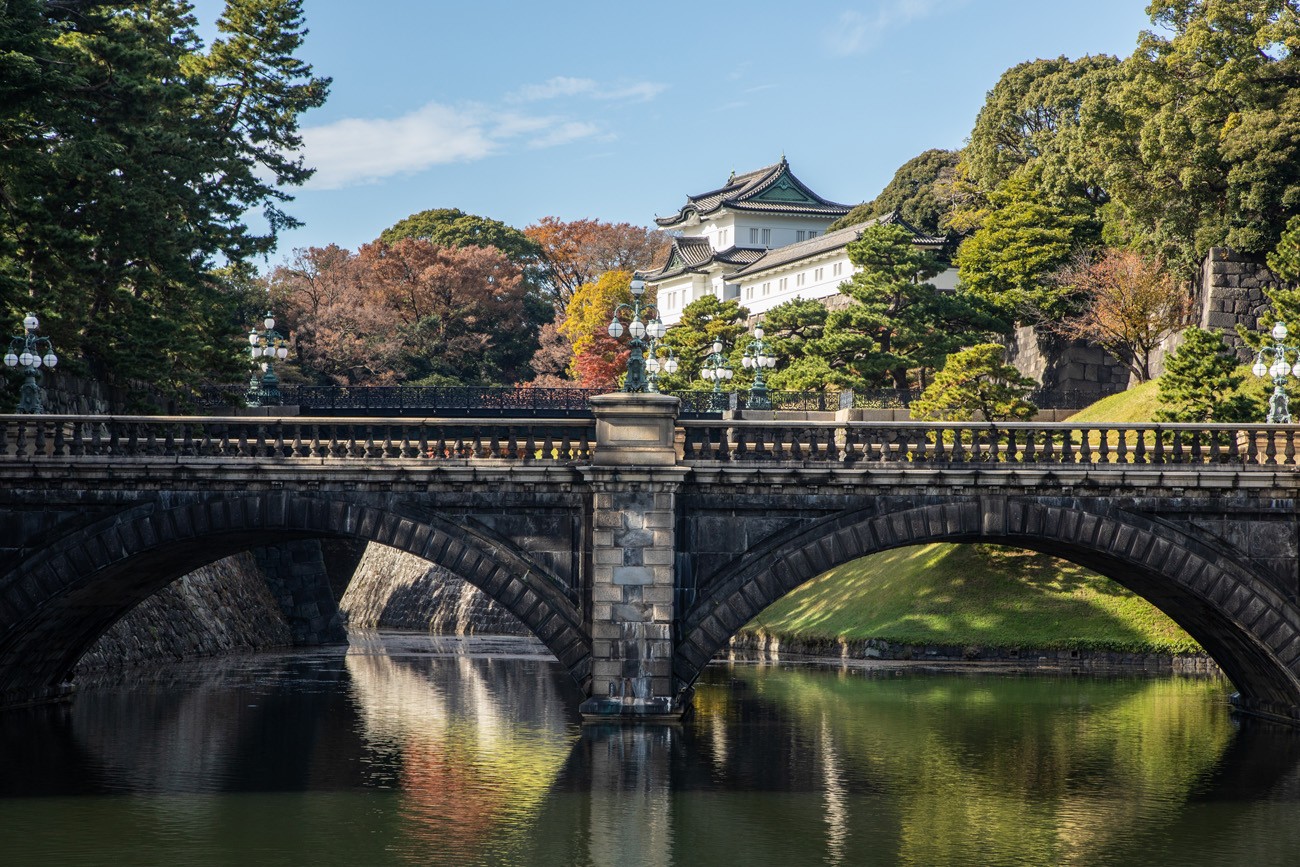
(579, 393, 690, 721)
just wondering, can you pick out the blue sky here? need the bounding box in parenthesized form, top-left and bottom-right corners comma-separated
(193, 1, 1157, 264)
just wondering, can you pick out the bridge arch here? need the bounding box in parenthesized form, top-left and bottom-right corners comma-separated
(0, 491, 589, 705)
(675, 496, 1300, 724)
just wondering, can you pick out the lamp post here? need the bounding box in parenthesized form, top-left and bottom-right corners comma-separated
(740, 325, 777, 410)
(607, 278, 666, 393)
(246, 311, 290, 408)
(700, 339, 734, 410)
(1251, 320, 1299, 423)
(3, 312, 58, 414)
(645, 342, 679, 393)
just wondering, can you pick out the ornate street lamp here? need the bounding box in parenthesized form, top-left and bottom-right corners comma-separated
(700, 339, 734, 410)
(645, 342, 679, 393)
(607, 278, 666, 393)
(1252, 320, 1300, 423)
(246, 311, 290, 408)
(740, 325, 778, 410)
(3, 312, 58, 414)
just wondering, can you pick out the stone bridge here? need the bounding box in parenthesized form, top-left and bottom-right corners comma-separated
(4, 396, 1300, 724)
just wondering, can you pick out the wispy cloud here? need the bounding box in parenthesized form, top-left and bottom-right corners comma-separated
(825, 0, 941, 57)
(508, 76, 667, 103)
(301, 102, 601, 189)
(299, 75, 666, 190)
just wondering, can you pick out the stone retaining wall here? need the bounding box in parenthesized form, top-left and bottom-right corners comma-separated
(1198, 247, 1281, 357)
(341, 543, 528, 635)
(727, 631, 1222, 674)
(75, 552, 293, 672)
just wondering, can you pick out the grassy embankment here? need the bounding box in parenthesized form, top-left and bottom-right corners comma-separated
(742, 377, 1205, 654)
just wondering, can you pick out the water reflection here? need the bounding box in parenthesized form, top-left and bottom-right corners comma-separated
(3, 638, 1300, 866)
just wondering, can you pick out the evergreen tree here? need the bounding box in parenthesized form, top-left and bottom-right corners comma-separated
(834, 223, 1003, 395)
(0, 0, 328, 398)
(910, 343, 1038, 422)
(656, 295, 749, 392)
(953, 173, 1096, 323)
(829, 149, 961, 235)
(1154, 327, 1256, 422)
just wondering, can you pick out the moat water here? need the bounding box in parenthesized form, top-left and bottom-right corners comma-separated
(3, 632, 1300, 866)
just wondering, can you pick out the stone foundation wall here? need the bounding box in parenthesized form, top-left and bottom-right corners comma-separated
(1198, 247, 1281, 357)
(75, 552, 293, 673)
(341, 543, 528, 635)
(1004, 325, 1131, 406)
(728, 631, 1222, 674)
(253, 540, 347, 645)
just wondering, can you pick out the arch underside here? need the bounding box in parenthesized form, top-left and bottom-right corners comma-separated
(676, 497, 1300, 723)
(0, 492, 590, 705)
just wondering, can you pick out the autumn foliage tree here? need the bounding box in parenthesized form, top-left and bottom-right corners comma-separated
(269, 239, 535, 386)
(558, 270, 634, 389)
(1053, 249, 1189, 383)
(525, 217, 668, 305)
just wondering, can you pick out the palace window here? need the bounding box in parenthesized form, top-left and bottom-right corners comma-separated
(749, 228, 759, 244)
(833, 262, 843, 277)
(763, 282, 771, 296)
(745, 286, 754, 300)
(761, 228, 771, 246)
(814, 267, 823, 281)
(796, 272, 805, 287)
(779, 277, 788, 291)
(808, 231, 819, 239)
(796, 230, 806, 242)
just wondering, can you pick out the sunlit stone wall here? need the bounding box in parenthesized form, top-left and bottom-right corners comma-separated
(341, 543, 528, 636)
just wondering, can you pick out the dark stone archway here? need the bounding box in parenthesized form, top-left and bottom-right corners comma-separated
(675, 496, 1300, 724)
(0, 491, 589, 706)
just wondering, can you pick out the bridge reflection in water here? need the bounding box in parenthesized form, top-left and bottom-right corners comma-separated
(5, 636, 1300, 865)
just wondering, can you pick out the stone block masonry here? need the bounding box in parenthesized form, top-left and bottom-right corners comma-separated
(76, 552, 293, 672)
(580, 392, 689, 720)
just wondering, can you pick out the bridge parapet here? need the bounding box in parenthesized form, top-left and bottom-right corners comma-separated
(681, 419, 1300, 468)
(0, 415, 594, 464)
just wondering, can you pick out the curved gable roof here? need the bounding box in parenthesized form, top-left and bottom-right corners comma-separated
(655, 158, 851, 227)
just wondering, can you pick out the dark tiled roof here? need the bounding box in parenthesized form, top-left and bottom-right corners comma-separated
(724, 212, 944, 280)
(641, 238, 769, 281)
(654, 158, 852, 227)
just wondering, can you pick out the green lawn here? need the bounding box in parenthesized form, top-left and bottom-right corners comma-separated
(1065, 378, 1161, 423)
(743, 543, 1202, 653)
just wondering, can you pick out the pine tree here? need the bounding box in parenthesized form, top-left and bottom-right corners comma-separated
(909, 343, 1037, 422)
(1154, 327, 1256, 423)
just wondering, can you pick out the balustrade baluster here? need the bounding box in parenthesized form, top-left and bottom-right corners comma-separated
(1190, 428, 1204, 465)
(949, 428, 965, 463)
(1076, 427, 1091, 464)
(1286, 428, 1296, 466)
(579, 429, 591, 461)
(1206, 429, 1222, 464)
(1134, 428, 1147, 465)
(1058, 426, 1073, 464)
(1265, 428, 1279, 466)
(839, 425, 853, 463)
(1150, 427, 1165, 465)
(1116, 429, 1130, 464)
(33, 419, 47, 456)
(1020, 427, 1035, 463)
(16, 419, 29, 457)
(290, 425, 304, 458)
(1228, 428, 1241, 464)
(71, 421, 86, 457)
(971, 427, 984, 463)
